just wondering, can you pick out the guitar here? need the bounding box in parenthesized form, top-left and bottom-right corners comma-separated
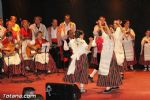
(2, 42, 16, 56)
(26, 44, 41, 58)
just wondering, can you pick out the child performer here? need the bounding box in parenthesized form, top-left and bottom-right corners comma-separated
(64, 30, 93, 93)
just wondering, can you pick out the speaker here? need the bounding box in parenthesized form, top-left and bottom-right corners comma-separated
(46, 83, 81, 100)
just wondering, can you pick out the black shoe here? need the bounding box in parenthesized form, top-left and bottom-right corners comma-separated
(88, 75, 94, 82)
(103, 88, 112, 93)
(111, 87, 119, 90)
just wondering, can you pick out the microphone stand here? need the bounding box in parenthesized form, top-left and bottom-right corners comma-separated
(45, 46, 48, 74)
(20, 41, 32, 82)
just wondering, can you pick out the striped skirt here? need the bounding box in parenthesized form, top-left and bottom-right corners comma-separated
(35, 55, 57, 73)
(139, 51, 150, 65)
(97, 57, 122, 87)
(90, 48, 98, 66)
(64, 54, 89, 84)
(3, 61, 24, 75)
(117, 60, 128, 72)
(23, 60, 35, 71)
(125, 58, 137, 66)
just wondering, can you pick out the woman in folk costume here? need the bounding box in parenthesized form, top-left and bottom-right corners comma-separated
(113, 20, 126, 79)
(9, 16, 20, 39)
(97, 24, 122, 93)
(64, 30, 93, 93)
(48, 19, 63, 69)
(20, 20, 34, 71)
(88, 17, 105, 82)
(59, 14, 76, 40)
(0, 18, 6, 77)
(5, 21, 20, 42)
(139, 30, 150, 71)
(27, 31, 56, 73)
(122, 20, 136, 70)
(0, 31, 24, 76)
(0, 18, 6, 39)
(63, 30, 74, 69)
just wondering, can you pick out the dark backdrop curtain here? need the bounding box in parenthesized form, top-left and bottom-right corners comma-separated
(2, 0, 150, 68)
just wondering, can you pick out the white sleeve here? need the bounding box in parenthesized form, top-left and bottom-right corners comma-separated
(93, 25, 100, 36)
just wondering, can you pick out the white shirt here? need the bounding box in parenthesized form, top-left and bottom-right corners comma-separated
(93, 25, 101, 36)
(29, 23, 48, 41)
(60, 22, 76, 39)
(50, 27, 58, 39)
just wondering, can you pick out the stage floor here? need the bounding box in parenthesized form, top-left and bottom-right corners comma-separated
(0, 69, 150, 100)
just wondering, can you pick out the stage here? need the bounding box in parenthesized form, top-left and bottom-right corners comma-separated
(0, 69, 150, 100)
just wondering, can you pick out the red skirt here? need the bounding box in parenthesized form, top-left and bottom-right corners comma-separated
(35, 55, 57, 73)
(64, 54, 89, 84)
(3, 62, 24, 75)
(139, 51, 150, 65)
(97, 58, 122, 87)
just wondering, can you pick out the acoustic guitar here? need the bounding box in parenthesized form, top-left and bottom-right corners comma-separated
(2, 42, 16, 56)
(26, 44, 41, 58)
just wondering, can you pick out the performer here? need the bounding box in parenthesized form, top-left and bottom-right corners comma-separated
(9, 16, 20, 35)
(88, 17, 105, 82)
(122, 20, 136, 70)
(20, 20, 33, 71)
(48, 19, 63, 69)
(0, 18, 6, 78)
(63, 30, 74, 69)
(27, 31, 56, 73)
(97, 25, 122, 93)
(0, 31, 23, 76)
(0, 18, 6, 39)
(64, 30, 93, 93)
(29, 16, 48, 41)
(113, 20, 126, 79)
(5, 21, 20, 41)
(59, 14, 76, 40)
(139, 30, 150, 71)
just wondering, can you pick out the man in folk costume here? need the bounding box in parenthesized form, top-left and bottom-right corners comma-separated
(48, 19, 63, 69)
(64, 30, 93, 93)
(29, 16, 49, 41)
(88, 17, 105, 82)
(139, 30, 150, 71)
(0, 18, 6, 78)
(59, 14, 76, 40)
(27, 31, 57, 73)
(113, 20, 126, 79)
(122, 20, 136, 70)
(0, 31, 24, 76)
(63, 30, 74, 69)
(97, 23, 122, 93)
(20, 20, 34, 71)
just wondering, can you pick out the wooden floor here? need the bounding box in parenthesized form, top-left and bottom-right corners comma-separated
(0, 69, 150, 100)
